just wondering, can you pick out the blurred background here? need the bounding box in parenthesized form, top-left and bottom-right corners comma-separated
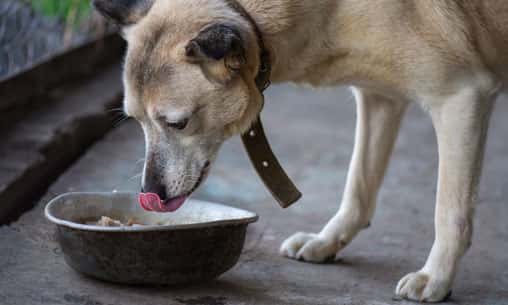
(0, 0, 110, 79)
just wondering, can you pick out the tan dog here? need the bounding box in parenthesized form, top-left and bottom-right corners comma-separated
(93, 0, 508, 302)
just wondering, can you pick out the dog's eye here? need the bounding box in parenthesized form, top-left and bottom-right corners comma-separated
(167, 118, 189, 130)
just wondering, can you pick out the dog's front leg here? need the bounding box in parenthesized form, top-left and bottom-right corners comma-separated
(396, 82, 498, 302)
(281, 87, 408, 262)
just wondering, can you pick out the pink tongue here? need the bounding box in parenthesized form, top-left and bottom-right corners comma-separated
(138, 193, 188, 213)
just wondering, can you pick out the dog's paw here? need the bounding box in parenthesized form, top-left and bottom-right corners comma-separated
(395, 271, 452, 303)
(279, 232, 338, 263)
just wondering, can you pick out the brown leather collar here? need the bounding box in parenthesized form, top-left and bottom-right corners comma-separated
(224, 0, 302, 208)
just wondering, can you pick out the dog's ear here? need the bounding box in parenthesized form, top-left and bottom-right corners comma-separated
(185, 24, 247, 71)
(92, 0, 154, 25)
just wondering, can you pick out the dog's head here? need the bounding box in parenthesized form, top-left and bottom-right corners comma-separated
(94, 0, 264, 209)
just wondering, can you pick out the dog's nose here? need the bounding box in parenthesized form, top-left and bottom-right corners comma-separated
(141, 181, 167, 201)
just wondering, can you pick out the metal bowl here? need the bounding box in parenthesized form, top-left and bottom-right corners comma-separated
(45, 192, 258, 285)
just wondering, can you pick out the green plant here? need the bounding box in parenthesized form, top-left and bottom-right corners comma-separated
(25, 0, 91, 26)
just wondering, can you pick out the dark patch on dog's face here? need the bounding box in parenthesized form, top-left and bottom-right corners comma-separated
(185, 23, 247, 74)
(93, 0, 154, 25)
(186, 24, 246, 62)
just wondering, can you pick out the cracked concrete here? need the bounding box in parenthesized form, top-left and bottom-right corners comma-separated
(0, 84, 507, 305)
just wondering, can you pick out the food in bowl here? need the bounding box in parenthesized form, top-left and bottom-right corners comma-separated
(83, 216, 145, 227)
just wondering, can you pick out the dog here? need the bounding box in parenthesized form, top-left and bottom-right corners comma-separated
(93, 0, 508, 302)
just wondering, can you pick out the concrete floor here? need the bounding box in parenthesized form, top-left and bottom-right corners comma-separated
(1, 85, 507, 305)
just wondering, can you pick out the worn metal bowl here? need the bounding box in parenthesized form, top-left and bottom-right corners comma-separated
(44, 192, 258, 285)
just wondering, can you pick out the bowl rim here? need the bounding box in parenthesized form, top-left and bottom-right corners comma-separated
(44, 192, 259, 232)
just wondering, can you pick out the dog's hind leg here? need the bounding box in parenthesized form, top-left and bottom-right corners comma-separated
(280, 87, 408, 262)
(396, 79, 499, 302)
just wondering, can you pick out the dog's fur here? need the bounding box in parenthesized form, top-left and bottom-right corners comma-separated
(94, 0, 508, 302)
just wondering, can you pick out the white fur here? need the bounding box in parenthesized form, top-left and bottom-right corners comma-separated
(281, 77, 502, 302)
(106, 0, 508, 302)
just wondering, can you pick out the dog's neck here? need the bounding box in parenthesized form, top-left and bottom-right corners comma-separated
(231, 0, 348, 85)
(223, 0, 272, 93)
(230, 0, 412, 95)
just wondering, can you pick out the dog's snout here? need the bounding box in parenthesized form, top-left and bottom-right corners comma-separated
(142, 174, 167, 201)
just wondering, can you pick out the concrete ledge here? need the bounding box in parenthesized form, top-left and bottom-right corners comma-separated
(0, 34, 125, 130)
(0, 63, 123, 224)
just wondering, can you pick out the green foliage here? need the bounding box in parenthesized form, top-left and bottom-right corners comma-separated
(25, 0, 91, 26)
